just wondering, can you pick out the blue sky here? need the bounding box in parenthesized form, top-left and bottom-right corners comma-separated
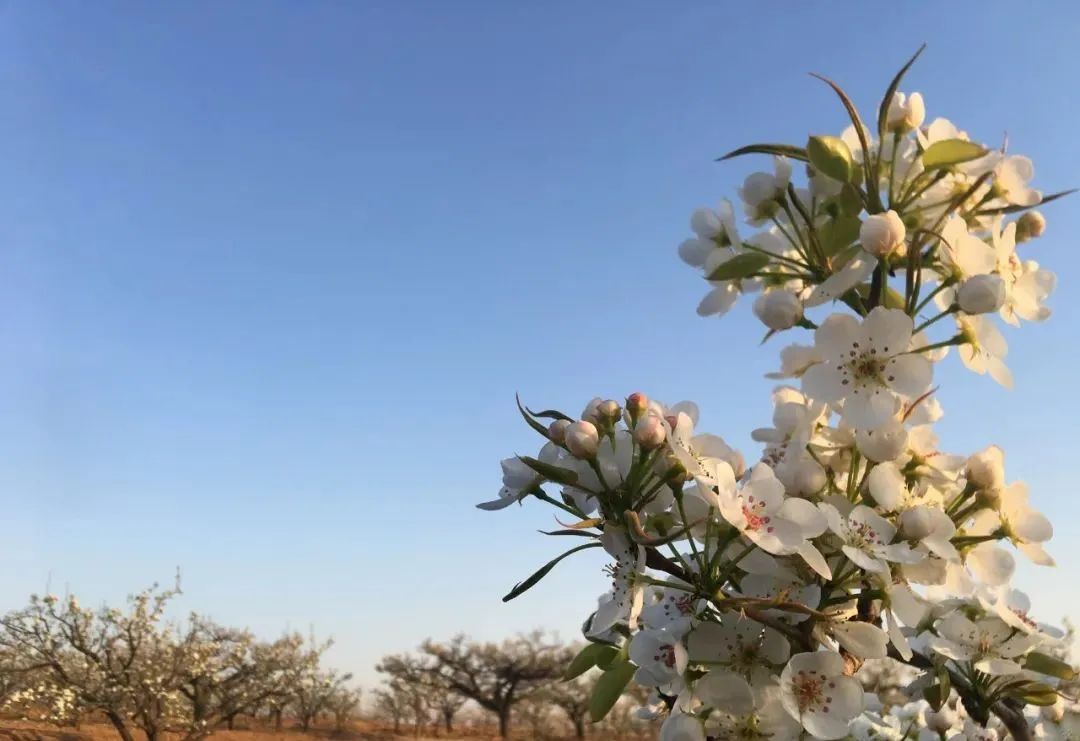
(1, 2, 1078, 686)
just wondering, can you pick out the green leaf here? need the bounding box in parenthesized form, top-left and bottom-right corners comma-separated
(516, 395, 551, 439)
(539, 529, 601, 538)
(716, 143, 808, 162)
(923, 665, 952, 711)
(589, 660, 637, 722)
(977, 188, 1077, 216)
(837, 183, 865, 216)
(517, 455, 579, 486)
(502, 542, 600, 602)
(526, 407, 573, 422)
(707, 252, 770, 281)
(921, 139, 988, 170)
(810, 73, 875, 198)
(1023, 652, 1078, 681)
(563, 643, 618, 680)
(877, 45, 927, 139)
(807, 135, 855, 183)
(923, 683, 947, 711)
(819, 215, 862, 256)
(1015, 681, 1060, 706)
(856, 283, 906, 310)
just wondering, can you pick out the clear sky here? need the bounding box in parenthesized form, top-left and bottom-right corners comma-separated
(2, 2, 1079, 687)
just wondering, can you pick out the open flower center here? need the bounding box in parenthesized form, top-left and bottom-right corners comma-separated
(791, 668, 836, 713)
(653, 644, 677, 669)
(845, 521, 884, 551)
(741, 497, 773, 532)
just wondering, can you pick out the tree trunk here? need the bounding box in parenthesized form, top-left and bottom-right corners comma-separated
(393, 716, 401, 734)
(498, 707, 512, 740)
(273, 708, 283, 733)
(105, 710, 137, 741)
(573, 715, 586, 740)
(443, 710, 454, 734)
(226, 715, 236, 731)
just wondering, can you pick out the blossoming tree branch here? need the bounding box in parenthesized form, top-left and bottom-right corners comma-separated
(478, 47, 1077, 741)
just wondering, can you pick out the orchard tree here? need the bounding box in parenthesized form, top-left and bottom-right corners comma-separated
(420, 632, 565, 739)
(0, 583, 199, 741)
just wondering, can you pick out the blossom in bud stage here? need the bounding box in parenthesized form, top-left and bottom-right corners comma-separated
(547, 419, 569, 444)
(659, 713, 705, 741)
(957, 274, 1006, 314)
(966, 444, 1005, 490)
(626, 391, 649, 423)
(690, 207, 723, 240)
(924, 705, 959, 734)
(859, 210, 906, 259)
(564, 420, 600, 458)
(581, 397, 603, 423)
(1016, 210, 1046, 242)
(738, 156, 792, 224)
(597, 399, 621, 422)
(855, 418, 909, 462)
(886, 91, 925, 132)
(634, 415, 666, 449)
(752, 290, 803, 330)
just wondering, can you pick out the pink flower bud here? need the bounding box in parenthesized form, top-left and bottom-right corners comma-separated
(564, 421, 600, 458)
(626, 392, 649, 418)
(633, 416, 666, 449)
(547, 419, 570, 445)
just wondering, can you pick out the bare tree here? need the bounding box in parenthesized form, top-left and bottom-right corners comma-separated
(420, 632, 565, 739)
(373, 685, 408, 735)
(327, 685, 362, 733)
(544, 671, 594, 740)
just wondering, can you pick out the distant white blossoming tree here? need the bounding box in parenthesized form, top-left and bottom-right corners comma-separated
(479, 47, 1078, 741)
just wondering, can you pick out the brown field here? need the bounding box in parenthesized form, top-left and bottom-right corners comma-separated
(0, 718, 607, 741)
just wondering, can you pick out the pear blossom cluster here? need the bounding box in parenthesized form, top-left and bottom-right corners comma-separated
(480, 49, 1077, 741)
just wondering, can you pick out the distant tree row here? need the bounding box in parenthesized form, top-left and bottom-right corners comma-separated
(374, 632, 654, 740)
(0, 581, 360, 741)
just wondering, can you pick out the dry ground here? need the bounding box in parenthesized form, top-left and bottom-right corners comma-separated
(0, 719, 511, 741)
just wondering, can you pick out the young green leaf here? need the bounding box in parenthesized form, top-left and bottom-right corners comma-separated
(563, 643, 618, 680)
(819, 215, 862, 256)
(517, 455, 579, 486)
(1023, 651, 1078, 681)
(516, 394, 551, 439)
(502, 542, 601, 602)
(707, 252, 770, 281)
(807, 135, 855, 183)
(921, 139, 988, 170)
(717, 143, 808, 162)
(810, 73, 875, 197)
(977, 188, 1077, 215)
(589, 660, 638, 722)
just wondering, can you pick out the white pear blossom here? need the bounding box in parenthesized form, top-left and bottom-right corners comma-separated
(779, 651, 865, 739)
(803, 308, 933, 430)
(928, 613, 1041, 674)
